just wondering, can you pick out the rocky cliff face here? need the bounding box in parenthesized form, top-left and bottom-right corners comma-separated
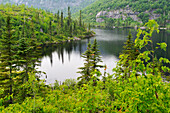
(96, 5, 160, 23)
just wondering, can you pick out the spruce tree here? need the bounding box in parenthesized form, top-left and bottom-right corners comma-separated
(77, 39, 104, 85)
(30, 19, 36, 39)
(49, 20, 52, 42)
(117, 31, 139, 79)
(61, 11, 63, 28)
(88, 23, 91, 31)
(16, 37, 41, 102)
(77, 42, 93, 84)
(57, 10, 60, 24)
(67, 6, 71, 27)
(17, 38, 30, 82)
(69, 24, 72, 36)
(122, 31, 139, 63)
(73, 20, 77, 35)
(17, 20, 41, 82)
(79, 10, 82, 27)
(91, 39, 104, 72)
(0, 16, 16, 104)
(68, 6, 72, 34)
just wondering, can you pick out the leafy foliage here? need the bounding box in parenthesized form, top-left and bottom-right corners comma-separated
(1, 72, 169, 112)
(114, 20, 170, 80)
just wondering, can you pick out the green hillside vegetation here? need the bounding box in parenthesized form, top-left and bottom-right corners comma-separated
(74, 0, 170, 28)
(0, 18, 170, 112)
(0, 4, 93, 45)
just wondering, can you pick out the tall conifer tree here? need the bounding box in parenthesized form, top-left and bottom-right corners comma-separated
(79, 10, 82, 27)
(117, 31, 140, 79)
(91, 39, 104, 71)
(61, 11, 63, 28)
(73, 20, 77, 35)
(67, 6, 71, 27)
(122, 31, 139, 63)
(0, 16, 16, 104)
(88, 23, 91, 31)
(77, 42, 93, 84)
(77, 39, 104, 85)
(49, 20, 52, 42)
(57, 10, 60, 24)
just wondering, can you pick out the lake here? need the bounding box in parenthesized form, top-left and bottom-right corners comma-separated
(38, 28, 170, 84)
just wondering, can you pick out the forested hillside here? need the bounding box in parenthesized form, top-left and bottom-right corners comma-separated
(74, 0, 170, 28)
(0, 0, 97, 15)
(2, 0, 169, 28)
(0, 4, 92, 45)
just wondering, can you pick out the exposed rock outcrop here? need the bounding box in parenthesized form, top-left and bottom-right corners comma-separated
(96, 5, 160, 23)
(96, 6, 142, 23)
(148, 10, 161, 20)
(96, 11, 107, 18)
(96, 18, 105, 22)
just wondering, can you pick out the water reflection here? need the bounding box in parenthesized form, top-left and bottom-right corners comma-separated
(38, 28, 170, 84)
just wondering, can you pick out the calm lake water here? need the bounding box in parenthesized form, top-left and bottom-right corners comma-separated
(38, 28, 170, 84)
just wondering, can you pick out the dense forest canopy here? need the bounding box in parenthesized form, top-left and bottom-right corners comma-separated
(0, 4, 93, 45)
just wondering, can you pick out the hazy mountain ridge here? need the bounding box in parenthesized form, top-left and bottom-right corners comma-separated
(0, 0, 97, 14)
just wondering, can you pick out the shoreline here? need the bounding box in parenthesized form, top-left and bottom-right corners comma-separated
(39, 32, 95, 47)
(92, 25, 169, 30)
